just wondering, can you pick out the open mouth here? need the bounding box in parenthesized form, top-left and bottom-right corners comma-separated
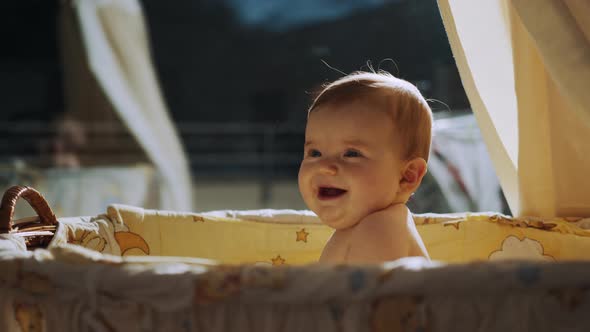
(318, 187, 347, 200)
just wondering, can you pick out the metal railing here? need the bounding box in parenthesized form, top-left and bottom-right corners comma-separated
(0, 121, 306, 203)
(0, 121, 304, 170)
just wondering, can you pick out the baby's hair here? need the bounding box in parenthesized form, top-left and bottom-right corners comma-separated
(308, 70, 433, 162)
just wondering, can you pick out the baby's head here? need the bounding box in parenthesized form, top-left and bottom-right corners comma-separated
(298, 71, 433, 230)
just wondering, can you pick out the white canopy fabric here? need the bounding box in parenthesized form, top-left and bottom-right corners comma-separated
(61, 0, 193, 211)
(438, 0, 590, 217)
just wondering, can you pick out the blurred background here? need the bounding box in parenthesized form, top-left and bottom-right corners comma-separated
(0, 0, 509, 218)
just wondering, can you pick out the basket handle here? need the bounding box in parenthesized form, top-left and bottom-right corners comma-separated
(0, 186, 57, 234)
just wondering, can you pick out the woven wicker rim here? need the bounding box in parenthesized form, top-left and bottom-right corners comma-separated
(0, 185, 57, 234)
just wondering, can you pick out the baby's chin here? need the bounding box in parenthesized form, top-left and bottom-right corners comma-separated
(320, 214, 361, 230)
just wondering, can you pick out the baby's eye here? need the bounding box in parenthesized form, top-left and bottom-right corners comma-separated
(343, 149, 362, 158)
(307, 149, 321, 158)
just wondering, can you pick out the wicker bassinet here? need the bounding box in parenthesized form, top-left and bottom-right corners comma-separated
(2, 185, 590, 332)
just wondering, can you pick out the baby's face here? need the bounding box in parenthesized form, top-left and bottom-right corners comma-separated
(298, 102, 405, 230)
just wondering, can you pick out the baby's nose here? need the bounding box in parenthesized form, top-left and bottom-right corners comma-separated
(318, 158, 338, 175)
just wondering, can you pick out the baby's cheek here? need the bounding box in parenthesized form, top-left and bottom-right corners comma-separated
(361, 175, 397, 207)
(359, 173, 384, 193)
(297, 165, 308, 190)
(297, 171, 313, 206)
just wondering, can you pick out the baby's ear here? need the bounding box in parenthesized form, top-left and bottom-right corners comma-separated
(399, 158, 427, 195)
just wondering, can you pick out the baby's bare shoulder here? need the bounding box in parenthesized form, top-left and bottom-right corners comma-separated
(357, 204, 409, 234)
(344, 205, 411, 263)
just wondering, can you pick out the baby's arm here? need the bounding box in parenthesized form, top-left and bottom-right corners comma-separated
(345, 204, 411, 264)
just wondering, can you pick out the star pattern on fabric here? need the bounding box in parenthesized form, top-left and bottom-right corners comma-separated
(443, 221, 460, 230)
(271, 255, 286, 266)
(296, 228, 309, 243)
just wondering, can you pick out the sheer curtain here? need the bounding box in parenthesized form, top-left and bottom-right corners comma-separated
(438, 0, 590, 217)
(60, 0, 192, 211)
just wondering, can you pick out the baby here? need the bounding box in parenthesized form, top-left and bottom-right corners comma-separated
(298, 71, 431, 264)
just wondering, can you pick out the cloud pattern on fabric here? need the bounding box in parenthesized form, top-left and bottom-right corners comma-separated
(489, 236, 554, 261)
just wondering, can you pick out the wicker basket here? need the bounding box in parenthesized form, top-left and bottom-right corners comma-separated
(0, 185, 58, 249)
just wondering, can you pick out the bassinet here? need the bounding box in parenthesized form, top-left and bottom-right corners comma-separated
(3, 185, 590, 332)
(2, 0, 587, 329)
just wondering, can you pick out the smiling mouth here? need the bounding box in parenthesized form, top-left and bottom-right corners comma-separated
(318, 187, 347, 200)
